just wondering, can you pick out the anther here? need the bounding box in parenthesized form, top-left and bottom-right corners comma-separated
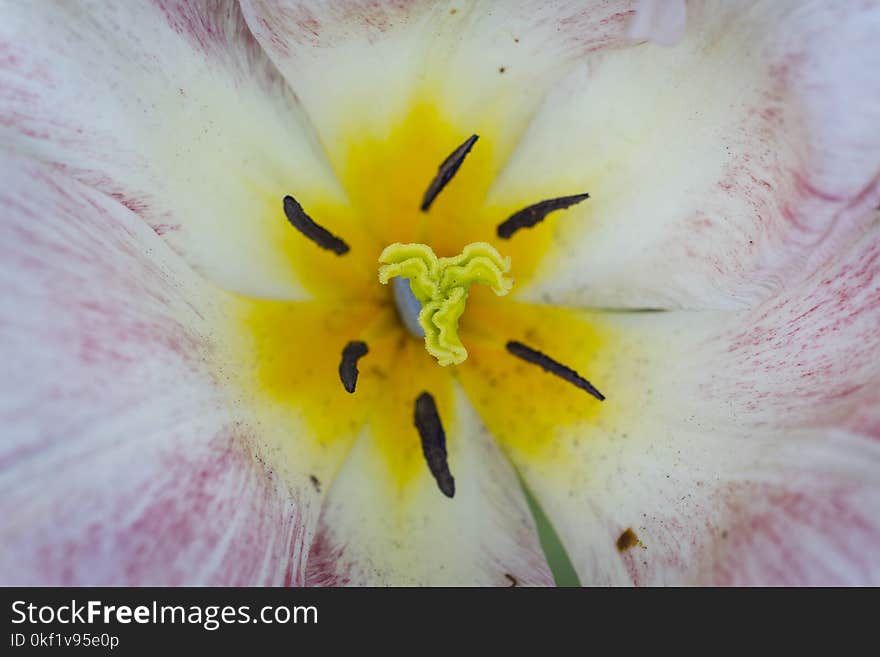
(283, 195, 350, 254)
(414, 392, 455, 498)
(496, 193, 590, 239)
(420, 134, 479, 212)
(339, 340, 368, 393)
(505, 340, 605, 401)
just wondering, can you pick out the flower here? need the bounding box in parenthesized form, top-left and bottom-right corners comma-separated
(1, 0, 878, 586)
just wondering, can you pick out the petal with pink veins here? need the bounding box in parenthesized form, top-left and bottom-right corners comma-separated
(489, 0, 880, 309)
(512, 217, 880, 585)
(0, 152, 316, 585)
(0, 0, 348, 299)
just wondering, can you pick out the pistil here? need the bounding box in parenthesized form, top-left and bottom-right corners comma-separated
(379, 242, 513, 365)
(392, 277, 425, 338)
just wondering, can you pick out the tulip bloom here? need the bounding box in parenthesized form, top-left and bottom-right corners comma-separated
(1, 0, 878, 586)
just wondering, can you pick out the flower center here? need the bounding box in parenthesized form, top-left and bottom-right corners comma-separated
(233, 103, 611, 498)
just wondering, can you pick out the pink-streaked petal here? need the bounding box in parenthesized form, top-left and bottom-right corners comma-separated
(628, 0, 687, 46)
(0, 152, 314, 585)
(495, 0, 880, 309)
(306, 388, 553, 586)
(0, 0, 343, 299)
(516, 219, 880, 585)
(695, 465, 880, 586)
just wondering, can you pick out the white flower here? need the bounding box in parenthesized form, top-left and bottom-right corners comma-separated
(1, 0, 878, 585)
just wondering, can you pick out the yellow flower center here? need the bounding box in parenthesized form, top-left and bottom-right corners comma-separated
(220, 101, 628, 497)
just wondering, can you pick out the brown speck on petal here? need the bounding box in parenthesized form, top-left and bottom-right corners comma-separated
(616, 528, 640, 552)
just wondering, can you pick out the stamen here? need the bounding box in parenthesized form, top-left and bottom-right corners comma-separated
(420, 134, 479, 212)
(505, 340, 605, 401)
(338, 340, 368, 393)
(283, 195, 350, 255)
(496, 193, 590, 239)
(414, 392, 455, 498)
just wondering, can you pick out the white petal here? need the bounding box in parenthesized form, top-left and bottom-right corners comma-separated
(0, 0, 344, 298)
(0, 152, 316, 585)
(517, 219, 880, 585)
(242, 0, 638, 166)
(493, 0, 880, 309)
(628, 0, 687, 46)
(306, 386, 552, 586)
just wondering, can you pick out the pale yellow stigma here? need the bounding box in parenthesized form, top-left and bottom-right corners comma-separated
(379, 242, 513, 365)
